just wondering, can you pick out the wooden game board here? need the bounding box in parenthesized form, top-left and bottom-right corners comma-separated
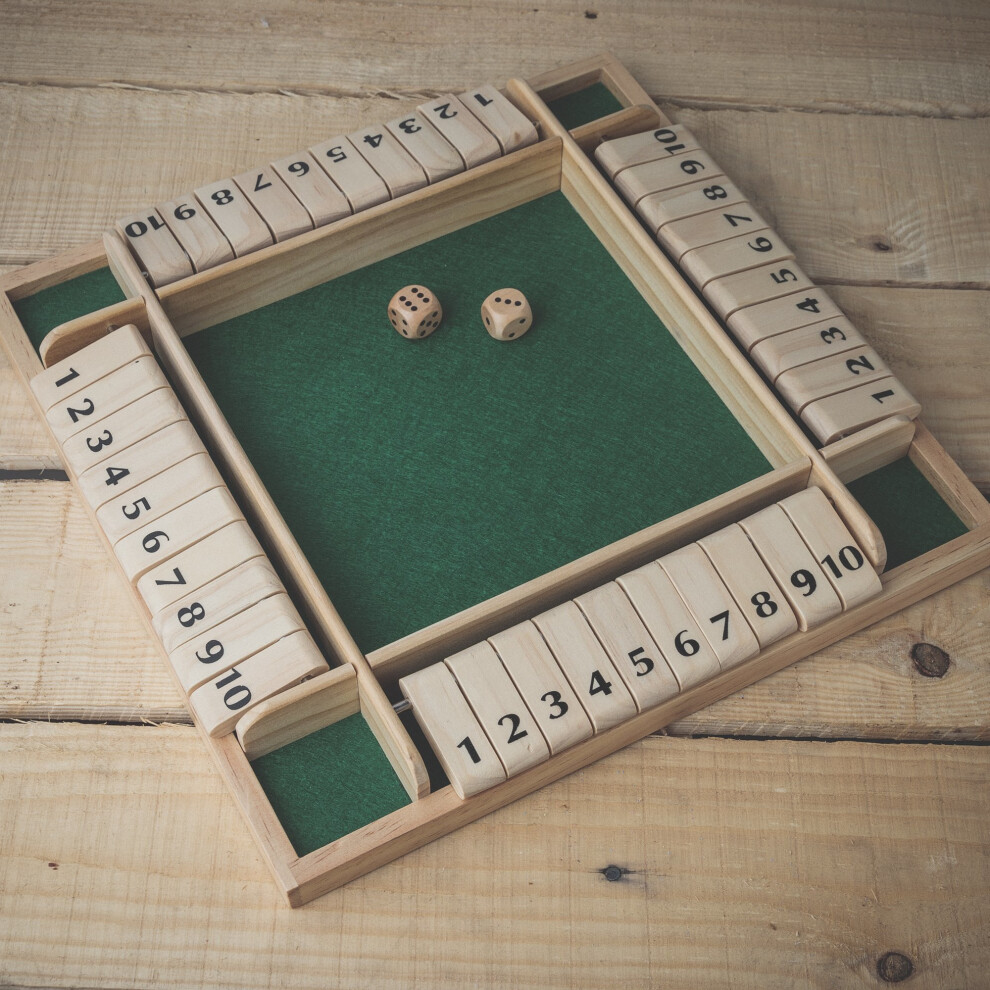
(1, 53, 987, 907)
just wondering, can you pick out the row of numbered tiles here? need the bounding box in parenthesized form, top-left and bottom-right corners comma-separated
(30, 325, 329, 734)
(593, 125, 920, 444)
(117, 87, 538, 288)
(400, 487, 882, 799)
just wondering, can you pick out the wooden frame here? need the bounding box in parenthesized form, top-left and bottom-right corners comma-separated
(2, 53, 988, 907)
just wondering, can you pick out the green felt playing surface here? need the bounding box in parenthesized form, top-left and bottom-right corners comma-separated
(546, 82, 624, 130)
(14, 268, 125, 353)
(848, 458, 967, 571)
(184, 192, 772, 655)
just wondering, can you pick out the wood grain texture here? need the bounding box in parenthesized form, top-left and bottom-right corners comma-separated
(2, 479, 987, 741)
(2, 0, 989, 114)
(1, 723, 987, 989)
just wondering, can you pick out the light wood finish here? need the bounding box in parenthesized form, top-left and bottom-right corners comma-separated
(76, 419, 204, 510)
(574, 581, 680, 712)
(726, 287, 844, 351)
(750, 316, 868, 383)
(637, 176, 748, 235)
(307, 136, 390, 212)
(617, 561, 721, 689)
(113, 487, 243, 582)
(698, 523, 799, 648)
(232, 167, 313, 242)
(779, 488, 883, 609)
(45, 354, 166, 442)
(114, 209, 194, 288)
(739, 504, 842, 631)
(347, 124, 427, 198)
(776, 344, 891, 412)
(705, 260, 816, 320)
(385, 112, 464, 183)
(594, 123, 698, 178)
(445, 641, 550, 776)
(270, 151, 352, 227)
(570, 105, 664, 155)
(154, 557, 283, 654)
(158, 195, 235, 272)
(170, 592, 304, 692)
(38, 298, 151, 369)
(30, 323, 150, 411)
(489, 621, 594, 755)
(136, 519, 264, 614)
(657, 201, 769, 261)
(680, 226, 795, 289)
(189, 629, 328, 737)
(659, 543, 761, 670)
(417, 95, 502, 168)
(235, 664, 359, 759)
(459, 85, 538, 154)
(614, 150, 723, 205)
(193, 177, 273, 256)
(399, 661, 506, 799)
(532, 601, 638, 732)
(61, 388, 185, 477)
(821, 415, 916, 484)
(96, 451, 224, 544)
(908, 422, 990, 531)
(803, 378, 923, 445)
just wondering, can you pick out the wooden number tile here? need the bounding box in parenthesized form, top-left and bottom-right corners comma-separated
(459, 85, 538, 154)
(189, 630, 327, 737)
(170, 593, 304, 693)
(399, 661, 506, 799)
(698, 524, 798, 649)
(157, 196, 235, 273)
(738, 504, 842, 631)
(46, 354, 167, 443)
(801, 377, 922, 445)
(347, 125, 428, 199)
(779, 488, 883, 608)
(489, 621, 593, 755)
(659, 202, 770, 261)
(613, 151, 723, 207)
(574, 582, 680, 712)
(704, 261, 815, 321)
(308, 137, 391, 212)
(76, 420, 204, 510)
(114, 487, 243, 582)
(532, 601, 637, 732)
(750, 317, 868, 383)
(776, 346, 892, 412)
(96, 452, 224, 544)
(233, 167, 313, 243)
(31, 324, 150, 412)
(153, 557, 284, 654)
(658, 544, 761, 670)
(60, 388, 186, 478)
(445, 641, 550, 777)
(680, 227, 795, 290)
(115, 209, 194, 288)
(417, 95, 501, 168)
(137, 520, 265, 615)
(594, 124, 699, 179)
(385, 113, 464, 183)
(194, 178, 273, 257)
(726, 288, 844, 351)
(616, 562, 721, 690)
(270, 152, 352, 227)
(637, 177, 748, 235)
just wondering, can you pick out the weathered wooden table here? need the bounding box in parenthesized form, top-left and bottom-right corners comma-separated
(1, 3, 988, 987)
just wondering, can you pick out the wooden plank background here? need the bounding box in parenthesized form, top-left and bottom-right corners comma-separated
(1, 2, 987, 987)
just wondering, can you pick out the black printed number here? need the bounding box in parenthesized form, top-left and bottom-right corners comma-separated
(215, 668, 251, 711)
(195, 640, 225, 664)
(122, 497, 150, 520)
(498, 713, 528, 744)
(66, 398, 95, 423)
(86, 429, 112, 452)
(124, 215, 166, 238)
(141, 530, 169, 554)
(821, 546, 865, 580)
(750, 590, 779, 619)
(432, 102, 457, 119)
(178, 602, 206, 627)
(457, 736, 481, 764)
(103, 466, 130, 487)
(287, 160, 309, 177)
(770, 268, 798, 285)
(846, 354, 875, 375)
(363, 133, 383, 149)
(211, 189, 235, 206)
(154, 567, 186, 587)
(652, 127, 685, 154)
(748, 236, 774, 253)
(628, 646, 655, 677)
(790, 569, 817, 597)
(588, 670, 613, 697)
(173, 203, 196, 220)
(820, 325, 846, 344)
(253, 172, 272, 192)
(679, 159, 705, 175)
(703, 184, 728, 201)
(54, 368, 79, 389)
(541, 690, 568, 720)
(709, 610, 730, 641)
(674, 630, 700, 657)
(397, 117, 421, 134)
(325, 145, 348, 163)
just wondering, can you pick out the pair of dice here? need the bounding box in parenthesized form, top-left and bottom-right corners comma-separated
(387, 285, 532, 341)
